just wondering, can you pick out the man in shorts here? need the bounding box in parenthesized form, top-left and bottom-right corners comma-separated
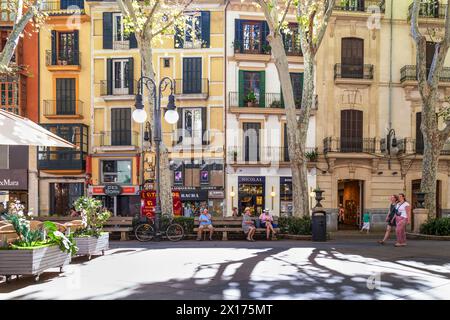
(197, 208, 214, 241)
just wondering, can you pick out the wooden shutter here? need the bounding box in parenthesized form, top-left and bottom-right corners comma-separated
(128, 58, 134, 95)
(202, 107, 207, 145)
(103, 13, 113, 49)
(235, 19, 242, 53)
(243, 123, 260, 162)
(262, 21, 269, 54)
(111, 108, 131, 146)
(73, 30, 79, 65)
(283, 123, 289, 161)
(51, 30, 57, 65)
(129, 32, 138, 48)
(341, 38, 363, 78)
(416, 112, 424, 154)
(56, 78, 76, 115)
(340, 110, 363, 152)
(106, 59, 113, 95)
(238, 70, 245, 107)
(200, 11, 210, 48)
(182, 57, 202, 94)
(259, 70, 265, 107)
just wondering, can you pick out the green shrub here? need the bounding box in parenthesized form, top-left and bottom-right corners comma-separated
(420, 217, 450, 236)
(278, 216, 312, 235)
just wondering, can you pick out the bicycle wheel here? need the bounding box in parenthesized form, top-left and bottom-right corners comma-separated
(166, 223, 184, 242)
(135, 223, 155, 242)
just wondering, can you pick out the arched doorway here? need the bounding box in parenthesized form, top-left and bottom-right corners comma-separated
(338, 179, 364, 230)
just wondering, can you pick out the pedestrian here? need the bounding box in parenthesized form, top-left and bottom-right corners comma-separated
(378, 194, 399, 245)
(360, 212, 371, 234)
(259, 208, 276, 240)
(394, 193, 411, 247)
(338, 204, 345, 224)
(184, 203, 193, 218)
(242, 207, 256, 241)
(232, 207, 238, 217)
(196, 208, 214, 241)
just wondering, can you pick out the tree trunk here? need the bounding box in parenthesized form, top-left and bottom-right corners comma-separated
(140, 35, 174, 216)
(267, 33, 309, 216)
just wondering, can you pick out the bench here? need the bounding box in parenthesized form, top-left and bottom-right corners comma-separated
(35, 216, 134, 241)
(193, 216, 280, 240)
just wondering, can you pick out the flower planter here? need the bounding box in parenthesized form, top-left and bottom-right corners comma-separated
(0, 245, 71, 282)
(74, 232, 109, 260)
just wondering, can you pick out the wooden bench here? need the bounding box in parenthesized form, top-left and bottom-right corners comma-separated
(35, 216, 134, 241)
(193, 216, 280, 240)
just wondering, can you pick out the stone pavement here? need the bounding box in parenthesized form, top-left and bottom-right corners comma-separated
(1, 235, 450, 300)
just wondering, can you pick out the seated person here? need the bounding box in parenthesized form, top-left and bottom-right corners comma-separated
(197, 208, 214, 241)
(259, 208, 276, 240)
(242, 207, 256, 241)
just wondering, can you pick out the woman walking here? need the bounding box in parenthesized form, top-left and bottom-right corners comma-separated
(378, 195, 399, 245)
(395, 193, 411, 247)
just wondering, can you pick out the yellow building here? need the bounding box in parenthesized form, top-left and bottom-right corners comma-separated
(37, 0, 90, 215)
(86, 0, 226, 216)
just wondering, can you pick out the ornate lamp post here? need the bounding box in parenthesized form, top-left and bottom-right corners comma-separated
(132, 77, 178, 241)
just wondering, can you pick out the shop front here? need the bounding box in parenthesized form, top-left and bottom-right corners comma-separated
(280, 177, 293, 216)
(173, 186, 225, 217)
(0, 169, 28, 214)
(88, 185, 140, 217)
(238, 176, 265, 215)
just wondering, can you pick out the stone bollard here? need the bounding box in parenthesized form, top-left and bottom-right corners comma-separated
(413, 208, 429, 233)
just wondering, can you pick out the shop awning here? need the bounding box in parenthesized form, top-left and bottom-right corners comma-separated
(0, 109, 75, 148)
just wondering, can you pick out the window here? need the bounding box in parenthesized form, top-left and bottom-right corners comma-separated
(283, 123, 289, 162)
(102, 160, 132, 184)
(182, 108, 202, 145)
(164, 58, 170, 68)
(50, 30, 79, 66)
(175, 11, 210, 49)
(243, 21, 262, 53)
(282, 24, 302, 56)
(1, 0, 15, 22)
(50, 183, 84, 216)
(113, 59, 130, 95)
(0, 145, 8, 169)
(340, 110, 363, 152)
(243, 122, 261, 162)
(182, 57, 202, 94)
(173, 163, 184, 185)
(56, 78, 76, 115)
(0, 80, 19, 113)
(200, 164, 209, 184)
(239, 71, 265, 107)
(111, 108, 131, 146)
(426, 41, 436, 77)
(341, 38, 364, 78)
(340, 0, 365, 11)
(290, 73, 303, 108)
(113, 13, 130, 49)
(416, 112, 424, 154)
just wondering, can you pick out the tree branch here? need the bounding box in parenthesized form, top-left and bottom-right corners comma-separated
(312, 0, 335, 52)
(276, 0, 292, 34)
(151, 0, 194, 37)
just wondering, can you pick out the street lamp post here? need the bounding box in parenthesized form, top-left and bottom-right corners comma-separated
(387, 129, 398, 170)
(132, 76, 178, 241)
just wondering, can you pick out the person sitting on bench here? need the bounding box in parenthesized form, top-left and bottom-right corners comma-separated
(242, 207, 256, 242)
(259, 208, 276, 240)
(197, 209, 214, 241)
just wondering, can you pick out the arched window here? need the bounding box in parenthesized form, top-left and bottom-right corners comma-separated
(341, 38, 364, 79)
(340, 110, 363, 152)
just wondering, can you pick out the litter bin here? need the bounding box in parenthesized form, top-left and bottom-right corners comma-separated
(312, 210, 327, 241)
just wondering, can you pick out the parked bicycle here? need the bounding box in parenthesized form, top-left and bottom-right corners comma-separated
(134, 214, 184, 242)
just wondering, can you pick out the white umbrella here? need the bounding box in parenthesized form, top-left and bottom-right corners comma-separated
(0, 109, 76, 148)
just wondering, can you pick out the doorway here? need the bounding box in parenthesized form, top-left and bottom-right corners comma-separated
(338, 179, 364, 230)
(411, 179, 442, 224)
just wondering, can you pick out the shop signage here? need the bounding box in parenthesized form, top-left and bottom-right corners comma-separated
(280, 177, 292, 184)
(208, 190, 224, 199)
(179, 190, 208, 201)
(104, 184, 122, 197)
(238, 176, 265, 184)
(171, 186, 222, 191)
(141, 190, 156, 218)
(0, 170, 27, 190)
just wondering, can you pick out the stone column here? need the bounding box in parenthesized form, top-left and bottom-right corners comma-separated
(413, 208, 429, 233)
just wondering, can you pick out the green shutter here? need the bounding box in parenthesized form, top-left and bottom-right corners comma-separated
(239, 70, 244, 107)
(259, 71, 265, 107)
(200, 11, 210, 48)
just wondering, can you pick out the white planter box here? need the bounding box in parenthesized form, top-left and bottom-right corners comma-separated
(0, 245, 71, 281)
(74, 233, 109, 259)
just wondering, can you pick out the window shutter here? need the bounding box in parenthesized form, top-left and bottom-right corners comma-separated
(174, 24, 183, 49)
(262, 21, 269, 54)
(73, 30, 79, 65)
(177, 108, 183, 143)
(106, 59, 113, 95)
(129, 32, 138, 48)
(202, 107, 207, 145)
(200, 11, 210, 48)
(128, 58, 134, 95)
(259, 70, 265, 107)
(235, 19, 242, 53)
(51, 30, 57, 65)
(103, 12, 113, 49)
(238, 70, 244, 107)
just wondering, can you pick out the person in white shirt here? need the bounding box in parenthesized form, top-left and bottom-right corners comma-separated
(394, 193, 411, 247)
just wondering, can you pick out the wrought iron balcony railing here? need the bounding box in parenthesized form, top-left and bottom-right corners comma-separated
(174, 78, 209, 96)
(229, 92, 318, 110)
(227, 146, 318, 164)
(40, 0, 85, 15)
(99, 80, 138, 96)
(323, 137, 376, 153)
(43, 100, 83, 117)
(100, 130, 139, 147)
(408, 2, 447, 20)
(334, 63, 374, 80)
(334, 0, 385, 13)
(400, 65, 450, 83)
(45, 50, 80, 66)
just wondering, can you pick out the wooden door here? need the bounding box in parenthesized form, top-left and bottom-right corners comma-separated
(340, 110, 363, 152)
(341, 38, 364, 78)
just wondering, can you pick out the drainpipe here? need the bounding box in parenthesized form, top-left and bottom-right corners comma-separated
(223, 0, 230, 217)
(387, 0, 394, 170)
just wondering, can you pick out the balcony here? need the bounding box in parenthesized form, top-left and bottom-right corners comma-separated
(38, 124, 88, 171)
(40, 0, 85, 15)
(408, 2, 446, 20)
(400, 65, 450, 84)
(396, 138, 450, 156)
(100, 131, 139, 147)
(227, 146, 318, 165)
(334, 0, 385, 13)
(283, 36, 302, 56)
(99, 80, 138, 98)
(334, 64, 374, 81)
(43, 100, 83, 119)
(174, 78, 209, 100)
(323, 137, 376, 154)
(45, 50, 80, 71)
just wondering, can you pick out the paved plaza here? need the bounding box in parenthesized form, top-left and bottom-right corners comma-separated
(1, 235, 450, 300)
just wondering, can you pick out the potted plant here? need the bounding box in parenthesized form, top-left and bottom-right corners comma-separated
(244, 92, 257, 107)
(270, 100, 282, 108)
(73, 196, 112, 260)
(0, 200, 77, 282)
(232, 40, 241, 53)
(262, 43, 271, 54)
(305, 149, 319, 162)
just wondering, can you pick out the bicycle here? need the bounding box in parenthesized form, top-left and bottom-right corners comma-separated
(134, 214, 184, 242)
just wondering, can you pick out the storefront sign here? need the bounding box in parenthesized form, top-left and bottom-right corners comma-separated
(238, 176, 265, 184)
(141, 190, 156, 218)
(179, 190, 208, 201)
(89, 185, 140, 196)
(104, 184, 122, 197)
(280, 177, 292, 184)
(208, 190, 224, 199)
(0, 170, 27, 190)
